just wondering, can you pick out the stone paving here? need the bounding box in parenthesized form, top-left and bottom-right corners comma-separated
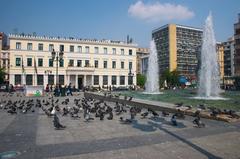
(0, 92, 240, 159)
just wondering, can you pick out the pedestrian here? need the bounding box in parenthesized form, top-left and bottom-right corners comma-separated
(50, 85, 53, 92)
(67, 83, 73, 96)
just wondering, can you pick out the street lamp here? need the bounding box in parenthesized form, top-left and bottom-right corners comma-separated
(51, 49, 64, 85)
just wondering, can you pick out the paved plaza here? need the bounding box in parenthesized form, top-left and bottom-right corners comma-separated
(0, 92, 240, 159)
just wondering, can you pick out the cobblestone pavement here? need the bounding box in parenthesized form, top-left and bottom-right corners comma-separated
(0, 92, 240, 159)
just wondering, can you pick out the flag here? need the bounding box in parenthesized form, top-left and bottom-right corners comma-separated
(34, 58, 38, 75)
(22, 59, 25, 74)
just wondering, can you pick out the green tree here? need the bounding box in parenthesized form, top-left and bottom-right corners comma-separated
(159, 69, 180, 88)
(137, 74, 146, 88)
(0, 67, 6, 84)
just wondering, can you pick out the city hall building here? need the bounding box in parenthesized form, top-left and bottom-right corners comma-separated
(9, 34, 137, 89)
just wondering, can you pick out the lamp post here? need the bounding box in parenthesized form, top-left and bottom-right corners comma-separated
(51, 49, 64, 85)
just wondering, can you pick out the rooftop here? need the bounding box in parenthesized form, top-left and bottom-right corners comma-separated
(152, 24, 203, 33)
(8, 34, 138, 47)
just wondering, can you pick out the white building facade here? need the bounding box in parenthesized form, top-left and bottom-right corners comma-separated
(9, 34, 137, 89)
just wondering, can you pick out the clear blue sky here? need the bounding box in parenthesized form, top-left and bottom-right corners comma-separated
(0, 0, 239, 47)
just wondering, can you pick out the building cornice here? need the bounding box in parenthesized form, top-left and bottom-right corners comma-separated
(8, 34, 138, 48)
(152, 24, 203, 33)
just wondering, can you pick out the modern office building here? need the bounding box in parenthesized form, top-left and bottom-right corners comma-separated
(152, 24, 202, 78)
(152, 24, 224, 79)
(234, 13, 240, 76)
(0, 32, 10, 82)
(223, 37, 235, 77)
(136, 48, 149, 75)
(9, 34, 137, 88)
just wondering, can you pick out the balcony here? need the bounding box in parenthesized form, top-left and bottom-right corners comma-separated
(1, 53, 9, 59)
(66, 66, 95, 72)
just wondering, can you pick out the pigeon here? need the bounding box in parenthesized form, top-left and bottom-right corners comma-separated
(141, 112, 149, 118)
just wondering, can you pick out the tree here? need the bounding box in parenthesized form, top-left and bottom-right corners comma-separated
(137, 74, 146, 88)
(159, 69, 180, 88)
(0, 67, 6, 84)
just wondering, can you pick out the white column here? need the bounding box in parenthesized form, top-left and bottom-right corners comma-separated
(116, 75, 119, 87)
(44, 74, 48, 87)
(91, 75, 94, 86)
(75, 75, 78, 89)
(67, 75, 70, 85)
(35, 74, 38, 86)
(10, 74, 15, 85)
(64, 74, 68, 86)
(99, 75, 103, 87)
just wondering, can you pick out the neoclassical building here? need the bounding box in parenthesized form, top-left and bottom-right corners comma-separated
(9, 34, 137, 89)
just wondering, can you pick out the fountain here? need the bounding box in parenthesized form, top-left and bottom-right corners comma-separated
(144, 40, 162, 94)
(196, 13, 226, 100)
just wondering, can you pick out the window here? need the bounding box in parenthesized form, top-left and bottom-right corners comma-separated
(49, 59, 53, 67)
(27, 58, 32, 66)
(112, 76, 117, 85)
(77, 60, 82, 67)
(48, 75, 54, 85)
(85, 60, 90, 67)
(103, 75, 108, 85)
(129, 62, 132, 69)
(60, 59, 64, 67)
(121, 61, 124, 69)
(112, 48, 116, 54)
(38, 58, 43, 67)
(16, 42, 21, 50)
(85, 46, 89, 53)
(38, 43, 43, 51)
(112, 61, 116, 69)
(26, 75, 33, 85)
(94, 47, 99, 53)
(27, 43, 32, 50)
(49, 44, 54, 51)
(121, 49, 124, 55)
(128, 76, 133, 85)
(104, 47, 107, 54)
(37, 75, 44, 85)
(16, 58, 21, 67)
(103, 61, 107, 68)
(120, 76, 125, 85)
(94, 60, 98, 68)
(59, 75, 64, 85)
(69, 60, 74, 67)
(129, 49, 133, 55)
(70, 45, 74, 52)
(77, 46, 82, 53)
(94, 75, 99, 85)
(15, 75, 21, 85)
(60, 45, 64, 52)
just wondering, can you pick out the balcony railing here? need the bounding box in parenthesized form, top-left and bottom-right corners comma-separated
(66, 66, 95, 72)
(0, 53, 9, 59)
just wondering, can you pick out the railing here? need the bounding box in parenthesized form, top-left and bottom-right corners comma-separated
(66, 66, 95, 71)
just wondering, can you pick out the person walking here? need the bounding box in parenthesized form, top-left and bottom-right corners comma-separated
(67, 83, 73, 96)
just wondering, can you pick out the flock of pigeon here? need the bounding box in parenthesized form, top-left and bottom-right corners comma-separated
(175, 102, 240, 119)
(2, 92, 237, 131)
